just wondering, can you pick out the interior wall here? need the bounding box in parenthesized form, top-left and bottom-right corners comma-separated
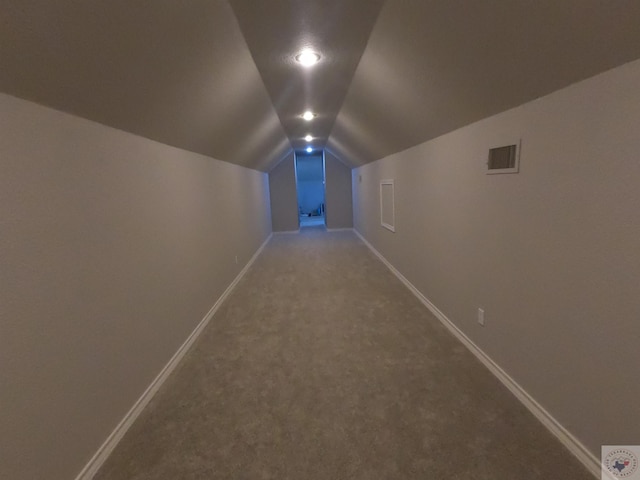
(0, 93, 272, 480)
(324, 151, 353, 229)
(352, 59, 640, 457)
(295, 154, 325, 215)
(268, 152, 299, 232)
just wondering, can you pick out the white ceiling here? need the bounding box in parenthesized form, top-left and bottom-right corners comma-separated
(2, 1, 640, 171)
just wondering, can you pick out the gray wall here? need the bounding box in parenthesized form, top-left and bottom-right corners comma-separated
(268, 152, 299, 232)
(325, 151, 353, 229)
(352, 59, 640, 456)
(0, 93, 272, 480)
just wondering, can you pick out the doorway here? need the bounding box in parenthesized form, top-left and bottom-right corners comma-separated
(295, 150, 325, 227)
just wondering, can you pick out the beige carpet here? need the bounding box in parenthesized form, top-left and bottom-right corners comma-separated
(94, 228, 592, 479)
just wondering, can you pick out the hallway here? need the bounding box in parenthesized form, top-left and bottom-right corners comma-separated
(94, 229, 590, 480)
(2, 2, 640, 478)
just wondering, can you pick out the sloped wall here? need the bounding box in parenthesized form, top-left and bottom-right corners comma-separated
(352, 59, 640, 456)
(0, 93, 272, 480)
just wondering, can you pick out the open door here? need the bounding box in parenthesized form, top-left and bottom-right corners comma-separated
(295, 150, 325, 227)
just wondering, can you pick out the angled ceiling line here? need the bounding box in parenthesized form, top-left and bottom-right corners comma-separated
(328, 0, 640, 168)
(228, 0, 385, 158)
(2, 1, 640, 171)
(0, 0, 292, 172)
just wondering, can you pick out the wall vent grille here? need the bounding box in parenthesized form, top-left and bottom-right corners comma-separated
(487, 141, 520, 174)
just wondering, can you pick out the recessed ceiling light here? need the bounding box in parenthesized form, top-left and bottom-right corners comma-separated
(306, 146, 313, 153)
(304, 134, 313, 141)
(295, 50, 320, 67)
(302, 111, 315, 121)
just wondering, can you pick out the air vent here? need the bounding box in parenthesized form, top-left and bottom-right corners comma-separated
(487, 140, 520, 174)
(380, 179, 395, 232)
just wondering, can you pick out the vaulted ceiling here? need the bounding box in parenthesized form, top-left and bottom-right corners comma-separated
(2, 1, 640, 171)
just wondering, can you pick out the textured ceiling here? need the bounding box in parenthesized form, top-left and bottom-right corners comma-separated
(2, 1, 640, 171)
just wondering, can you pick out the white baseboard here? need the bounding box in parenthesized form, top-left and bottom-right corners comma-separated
(74, 233, 273, 480)
(273, 229, 300, 234)
(326, 227, 354, 232)
(352, 229, 600, 478)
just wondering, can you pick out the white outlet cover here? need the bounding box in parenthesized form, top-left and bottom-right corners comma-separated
(478, 308, 485, 326)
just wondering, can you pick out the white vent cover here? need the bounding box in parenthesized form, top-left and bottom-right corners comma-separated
(487, 140, 520, 174)
(380, 179, 395, 232)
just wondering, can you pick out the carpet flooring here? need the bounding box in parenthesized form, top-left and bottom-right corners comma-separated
(299, 215, 325, 227)
(94, 228, 593, 479)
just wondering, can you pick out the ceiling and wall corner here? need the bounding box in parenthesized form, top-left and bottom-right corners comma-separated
(2, 1, 640, 171)
(327, 0, 640, 167)
(0, 0, 291, 171)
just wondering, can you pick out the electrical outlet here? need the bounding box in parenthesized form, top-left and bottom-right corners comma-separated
(477, 308, 485, 326)
(235, 255, 238, 264)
